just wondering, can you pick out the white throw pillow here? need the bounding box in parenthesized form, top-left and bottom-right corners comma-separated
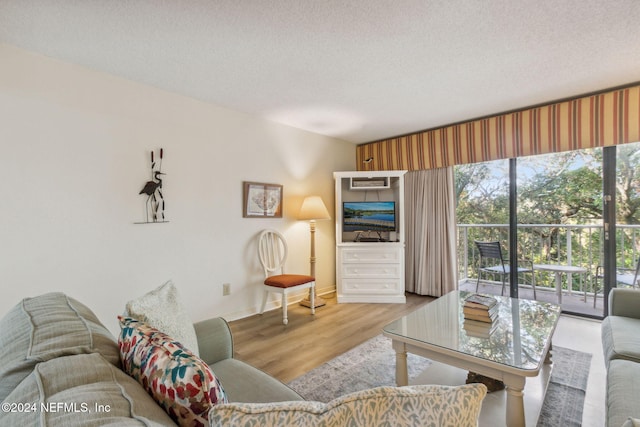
(125, 280, 200, 356)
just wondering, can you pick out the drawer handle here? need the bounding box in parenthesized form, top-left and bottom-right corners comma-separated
(384, 284, 390, 288)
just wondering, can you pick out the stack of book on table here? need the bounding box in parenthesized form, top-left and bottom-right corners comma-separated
(463, 294, 499, 337)
(463, 318, 499, 338)
(463, 293, 499, 322)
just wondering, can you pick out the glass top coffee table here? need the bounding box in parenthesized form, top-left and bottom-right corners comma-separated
(383, 290, 561, 427)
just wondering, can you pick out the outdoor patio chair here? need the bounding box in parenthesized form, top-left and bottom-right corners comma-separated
(474, 240, 536, 299)
(592, 257, 640, 307)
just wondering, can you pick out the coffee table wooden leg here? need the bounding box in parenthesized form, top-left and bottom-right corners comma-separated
(504, 375, 526, 427)
(545, 342, 553, 364)
(392, 340, 409, 386)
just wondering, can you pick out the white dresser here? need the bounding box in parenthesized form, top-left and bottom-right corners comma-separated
(337, 243, 405, 303)
(334, 171, 407, 303)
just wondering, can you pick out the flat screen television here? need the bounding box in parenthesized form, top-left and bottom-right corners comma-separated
(343, 201, 396, 232)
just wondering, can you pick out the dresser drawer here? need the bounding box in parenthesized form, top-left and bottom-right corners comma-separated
(341, 264, 400, 278)
(341, 247, 400, 263)
(342, 279, 402, 293)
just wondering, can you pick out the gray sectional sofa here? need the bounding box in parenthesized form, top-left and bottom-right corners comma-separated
(0, 291, 487, 426)
(0, 292, 301, 426)
(601, 288, 640, 427)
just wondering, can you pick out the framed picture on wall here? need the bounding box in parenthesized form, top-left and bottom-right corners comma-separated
(243, 181, 283, 218)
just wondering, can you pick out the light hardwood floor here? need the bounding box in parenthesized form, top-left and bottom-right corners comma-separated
(229, 292, 605, 426)
(228, 292, 433, 382)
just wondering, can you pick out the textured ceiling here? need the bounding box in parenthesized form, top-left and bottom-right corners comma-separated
(2, 0, 640, 143)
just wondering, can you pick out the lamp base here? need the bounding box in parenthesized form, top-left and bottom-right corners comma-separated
(300, 294, 326, 308)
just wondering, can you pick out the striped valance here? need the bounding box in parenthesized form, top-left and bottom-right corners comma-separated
(357, 85, 640, 171)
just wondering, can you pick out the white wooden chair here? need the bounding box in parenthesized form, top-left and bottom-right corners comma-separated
(258, 229, 315, 325)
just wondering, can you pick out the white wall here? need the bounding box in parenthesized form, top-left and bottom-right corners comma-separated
(0, 43, 355, 333)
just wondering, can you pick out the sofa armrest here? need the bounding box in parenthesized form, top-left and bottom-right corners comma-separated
(193, 317, 234, 365)
(609, 288, 640, 319)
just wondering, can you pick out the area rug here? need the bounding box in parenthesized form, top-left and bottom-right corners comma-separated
(287, 335, 431, 402)
(537, 346, 592, 427)
(287, 335, 591, 427)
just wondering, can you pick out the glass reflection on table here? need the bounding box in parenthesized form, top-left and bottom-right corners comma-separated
(383, 290, 561, 371)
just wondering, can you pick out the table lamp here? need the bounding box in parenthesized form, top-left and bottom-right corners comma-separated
(298, 195, 331, 308)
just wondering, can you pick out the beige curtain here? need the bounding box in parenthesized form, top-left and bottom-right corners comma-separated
(405, 168, 458, 296)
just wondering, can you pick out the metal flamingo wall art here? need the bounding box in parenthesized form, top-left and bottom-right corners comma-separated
(138, 148, 167, 223)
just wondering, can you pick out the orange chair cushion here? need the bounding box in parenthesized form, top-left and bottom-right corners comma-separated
(264, 274, 314, 288)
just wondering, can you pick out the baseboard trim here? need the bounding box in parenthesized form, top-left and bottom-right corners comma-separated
(221, 285, 336, 322)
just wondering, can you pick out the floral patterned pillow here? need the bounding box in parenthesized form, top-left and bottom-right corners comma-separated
(118, 316, 227, 427)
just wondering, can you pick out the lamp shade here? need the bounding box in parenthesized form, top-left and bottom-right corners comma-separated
(298, 196, 331, 221)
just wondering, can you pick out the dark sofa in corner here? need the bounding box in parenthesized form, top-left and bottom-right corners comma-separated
(601, 288, 640, 427)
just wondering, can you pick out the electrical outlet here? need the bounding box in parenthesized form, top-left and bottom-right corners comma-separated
(222, 283, 231, 296)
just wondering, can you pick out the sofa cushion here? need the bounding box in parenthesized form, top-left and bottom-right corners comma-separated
(602, 315, 640, 364)
(0, 292, 120, 403)
(118, 316, 227, 427)
(126, 280, 200, 356)
(0, 352, 175, 426)
(607, 359, 640, 427)
(210, 358, 303, 403)
(208, 383, 487, 427)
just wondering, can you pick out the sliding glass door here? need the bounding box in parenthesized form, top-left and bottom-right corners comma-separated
(457, 142, 640, 318)
(601, 142, 640, 316)
(515, 149, 603, 317)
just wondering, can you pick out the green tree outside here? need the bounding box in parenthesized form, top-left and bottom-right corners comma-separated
(456, 142, 640, 289)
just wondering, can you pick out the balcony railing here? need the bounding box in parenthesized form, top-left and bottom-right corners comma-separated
(458, 223, 640, 293)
